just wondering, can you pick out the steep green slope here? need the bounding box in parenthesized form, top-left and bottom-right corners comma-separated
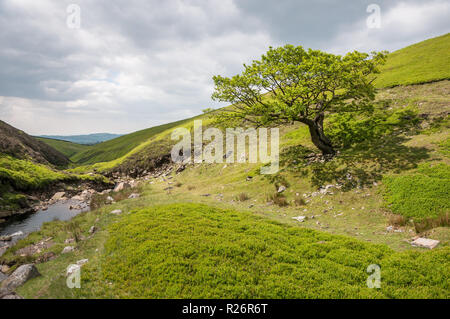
(36, 137, 90, 159)
(375, 33, 450, 88)
(71, 118, 195, 165)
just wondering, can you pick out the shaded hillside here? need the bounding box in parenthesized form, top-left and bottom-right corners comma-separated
(36, 137, 90, 159)
(375, 33, 450, 88)
(0, 120, 69, 167)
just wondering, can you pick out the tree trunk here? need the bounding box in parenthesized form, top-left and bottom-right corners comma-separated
(301, 114, 336, 156)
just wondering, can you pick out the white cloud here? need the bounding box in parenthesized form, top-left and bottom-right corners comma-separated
(326, 0, 450, 54)
(0, 0, 448, 135)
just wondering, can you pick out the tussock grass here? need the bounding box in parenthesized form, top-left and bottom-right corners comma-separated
(383, 163, 450, 221)
(75, 203, 450, 298)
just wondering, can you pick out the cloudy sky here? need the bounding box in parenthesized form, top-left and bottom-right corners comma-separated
(0, 0, 449, 135)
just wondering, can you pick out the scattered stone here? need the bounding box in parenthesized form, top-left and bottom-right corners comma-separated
(35, 252, 56, 263)
(88, 226, 97, 234)
(64, 238, 75, 244)
(51, 192, 66, 201)
(0, 236, 12, 242)
(113, 182, 131, 192)
(1, 265, 10, 273)
(246, 176, 253, 181)
(176, 164, 186, 173)
(15, 238, 54, 257)
(110, 209, 122, 215)
(1, 264, 40, 291)
(0, 272, 7, 283)
(411, 238, 440, 249)
(292, 216, 306, 222)
(200, 194, 211, 197)
(0, 288, 23, 299)
(77, 259, 89, 266)
(9, 231, 23, 237)
(386, 226, 394, 232)
(105, 196, 115, 204)
(66, 264, 80, 277)
(128, 193, 140, 199)
(62, 246, 75, 254)
(277, 185, 286, 193)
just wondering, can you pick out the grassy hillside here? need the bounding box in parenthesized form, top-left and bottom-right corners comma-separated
(67, 34, 450, 169)
(0, 154, 109, 192)
(36, 137, 90, 159)
(375, 33, 450, 88)
(71, 118, 195, 165)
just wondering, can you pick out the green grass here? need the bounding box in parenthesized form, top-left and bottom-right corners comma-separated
(36, 137, 90, 159)
(15, 203, 449, 299)
(71, 118, 195, 165)
(0, 154, 110, 192)
(375, 33, 450, 88)
(383, 163, 450, 221)
(69, 204, 450, 298)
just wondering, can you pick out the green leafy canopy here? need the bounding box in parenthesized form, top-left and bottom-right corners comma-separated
(211, 45, 388, 127)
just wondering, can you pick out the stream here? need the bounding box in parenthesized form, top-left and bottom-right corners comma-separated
(0, 199, 89, 256)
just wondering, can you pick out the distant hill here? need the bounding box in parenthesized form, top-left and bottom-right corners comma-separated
(0, 120, 69, 167)
(70, 118, 194, 165)
(36, 137, 90, 159)
(38, 133, 123, 145)
(375, 33, 450, 88)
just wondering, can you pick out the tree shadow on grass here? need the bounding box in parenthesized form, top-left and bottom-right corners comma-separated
(280, 133, 430, 190)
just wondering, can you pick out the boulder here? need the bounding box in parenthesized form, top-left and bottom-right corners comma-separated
(1, 264, 40, 290)
(51, 192, 66, 201)
(110, 209, 122, 215)
(113, 182, 131, 192)
(411, 238, 440, 249)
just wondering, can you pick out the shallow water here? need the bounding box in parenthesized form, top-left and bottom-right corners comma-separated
(0, 200, 89, 252)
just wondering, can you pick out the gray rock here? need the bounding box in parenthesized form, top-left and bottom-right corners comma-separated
(105, 196, 115, 204)
(411, 238, 440, 249)
(128, 193, 140, 199)
(113, 182, 131, 192)
(62, 246, 75, 254)
(292, 216, 306, 222)
(88, 226, 97, 234)
(0, 271, 7, 283)
(277, 185, 286, 193)
(51, 192, 66, 201)
(1, 264, 40, 291)
(110, 209, 122, 215)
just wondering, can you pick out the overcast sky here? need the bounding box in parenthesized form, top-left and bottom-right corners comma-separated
(0, 0, 449, 135)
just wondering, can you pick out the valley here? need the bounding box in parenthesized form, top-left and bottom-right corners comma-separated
(0, 33, 449, 299)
